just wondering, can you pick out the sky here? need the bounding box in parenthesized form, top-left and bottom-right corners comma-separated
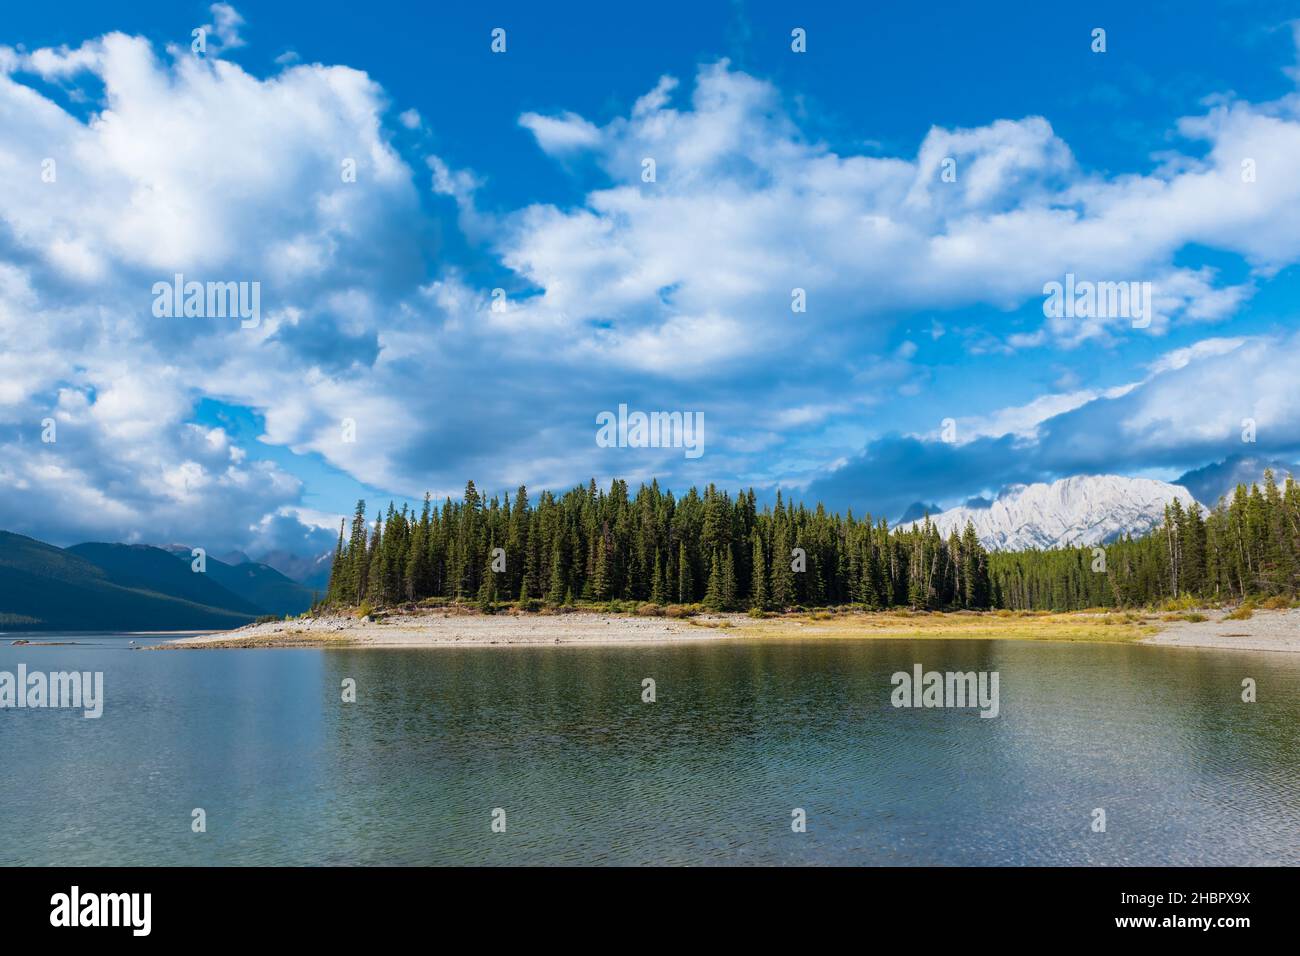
(3, 0, 1300, 561)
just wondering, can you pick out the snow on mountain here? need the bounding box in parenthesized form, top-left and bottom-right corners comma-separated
(899, 475, 1199, 552)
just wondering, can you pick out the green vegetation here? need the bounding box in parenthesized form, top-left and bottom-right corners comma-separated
(0, 533, 317, 631)
(325, 471, 1299, 616)
(323, 479, 994, 612)
(990, 470, 1299, 610)
(0, 532, 256, 631)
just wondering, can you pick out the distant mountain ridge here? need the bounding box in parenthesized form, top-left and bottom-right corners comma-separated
(900, 475, 1199, 552)
(256, 548, 333, 591)
(0, 533, 316, 632)
(159, 545, 321, 616)
(1176, 454, 1298, 505)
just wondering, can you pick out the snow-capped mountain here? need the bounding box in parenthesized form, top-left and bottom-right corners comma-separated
(900, 475, 1200, 551)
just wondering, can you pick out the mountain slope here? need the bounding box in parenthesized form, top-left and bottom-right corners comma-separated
(167, 548, 316, 617)
(901, 475, 1199, 551)
(255, 548, 333, 592)
(68, 543, 265, 616)
(0, 532, 256, 632)
(1176, 455, 1298, 505)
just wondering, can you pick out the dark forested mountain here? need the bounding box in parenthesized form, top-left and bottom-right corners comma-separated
(0, 532, 256, 631)
(70, 543, 266, 615)
(325, 471, 1300, 614)
(201, 556, 318, 617)
(0, 535, 315, 631)
(157, 546, 319, 617)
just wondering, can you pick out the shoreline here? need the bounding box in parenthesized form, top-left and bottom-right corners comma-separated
(1138, 607, 1300, 653)
(154, 605, 1300, 653)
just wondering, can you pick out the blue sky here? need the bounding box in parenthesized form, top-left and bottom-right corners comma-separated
(3, 1, 1300, 559)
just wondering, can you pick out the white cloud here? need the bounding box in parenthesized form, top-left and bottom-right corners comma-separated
(4, 17, 1300, 555)
(204, 3, 247, 54)
(501, 58, 1300, 368)
(519, 110, 601, 153)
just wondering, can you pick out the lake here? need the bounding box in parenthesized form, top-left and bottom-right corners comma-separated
(1, 635, 1297, 865)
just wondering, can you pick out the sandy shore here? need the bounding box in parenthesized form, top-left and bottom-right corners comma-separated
(162, 610, 708, 648)
(156, 605, 1300, 652)
(1139, 607, 1300, 653)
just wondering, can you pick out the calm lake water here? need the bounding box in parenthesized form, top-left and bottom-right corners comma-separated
(1, 635, 1298, 865)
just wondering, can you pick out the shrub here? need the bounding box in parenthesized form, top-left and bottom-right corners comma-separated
(1161, 595, 1201, 612)
(1225, 603, 1255, 621)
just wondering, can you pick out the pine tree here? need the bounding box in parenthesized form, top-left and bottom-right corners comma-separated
(405, 494, 433, 601)
(770, 523, 795, 608)
(547, 536, 568, 606)
(477, 542, 498, 611)
(703, 551, 725, 610)
(344, 500, 369, 605)
(750, 533, 768, 610)
(720, 547, 738, 610)
(325, 518, 346, 604)
(677, 541, 693, 604)
(590, 533, 612, 600)
(650, 549, 666, 605)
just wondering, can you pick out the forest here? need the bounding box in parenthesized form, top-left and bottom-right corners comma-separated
(322, 471, 1299, 613)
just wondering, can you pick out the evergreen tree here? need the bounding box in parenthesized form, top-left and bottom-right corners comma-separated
(703, 550, 725, 610)
(677, 541, 693, 604)
(650, 549, 667, 605)
(770, 523, 795, 608)
(750, 533, 768, 610)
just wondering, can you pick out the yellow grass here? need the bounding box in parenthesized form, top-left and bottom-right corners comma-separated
(719, 609, 1159, 644)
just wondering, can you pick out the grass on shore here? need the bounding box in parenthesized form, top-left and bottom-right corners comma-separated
(711, 609, 1161, 643)
(264, 600, 1167, 645)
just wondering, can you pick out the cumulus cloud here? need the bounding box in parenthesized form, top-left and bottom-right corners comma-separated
(0, 21, 422, 552)
(809, 332, 1300, 518)
(506, 58, 1298, 357)
(4, 12, 1300, 557)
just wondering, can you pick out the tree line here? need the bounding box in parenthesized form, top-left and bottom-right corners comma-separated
(991, 470, 1300, 610)
(323, 472, 1298, 614)
(323, 479, 992, 612)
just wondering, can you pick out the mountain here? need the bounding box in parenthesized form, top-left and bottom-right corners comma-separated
(900, 475, 1199, 551)
(69, 543, 266, 616)
(897, 501, 943, 524)
(1176, 455, 1298, 505)
(201, 556, 317, 617)
(257, 548, 333, 591)
(0, 532, 257, 632)
(157, 545, 316, 615)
